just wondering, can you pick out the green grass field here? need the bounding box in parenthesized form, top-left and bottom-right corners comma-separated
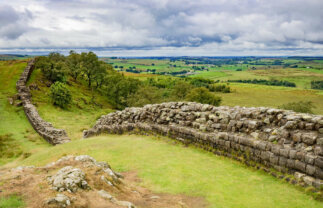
(0, 60, 323, 207)
(220, 83, 323, 114)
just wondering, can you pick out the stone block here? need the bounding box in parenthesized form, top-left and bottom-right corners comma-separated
(306, 165, 316, 176)
(295, 160, 306, 172)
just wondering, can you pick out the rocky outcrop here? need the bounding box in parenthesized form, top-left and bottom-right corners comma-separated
(2, 155, 199, 207)
(16, 59, 70, 145)
(84, 102, 323, 189)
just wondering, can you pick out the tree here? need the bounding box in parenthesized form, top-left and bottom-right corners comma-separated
(186, 87, 222, 106)
(35, 53, 67, 83)
(127, 85, 163, 107)
(80, 52, 100, 87)
(102, 73, 141, 109)
(172, 80, 192, 99)
(50, 82, 72, 108)
(93, 61, 110, 89)
(67, 50, 81, 81)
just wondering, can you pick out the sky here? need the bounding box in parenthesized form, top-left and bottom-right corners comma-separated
(0, 0, 322, 56)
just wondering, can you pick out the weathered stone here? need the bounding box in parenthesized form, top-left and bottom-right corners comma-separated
(295, 160, 306, 172)
(302, 132, 317, 145)
(46, 194, 71, 208)
(47, 166, 88, 192)
(306, 165, 316, 176)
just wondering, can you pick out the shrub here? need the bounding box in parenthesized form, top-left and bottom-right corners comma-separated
(278, 101, 315, 113)
(208, 84, 231, 93)
(311, 80, 323, 90)
(186, 87, 222, 106)
(50, 82, 72, 108)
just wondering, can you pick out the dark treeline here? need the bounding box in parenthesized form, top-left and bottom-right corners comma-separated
(228, 79, 296, 87)
(35, 52, 225, 109)
(311, 81, 323, 90)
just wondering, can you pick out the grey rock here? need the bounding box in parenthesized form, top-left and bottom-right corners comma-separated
(46, 194, 71, 208)
(48, 166, 88, 192)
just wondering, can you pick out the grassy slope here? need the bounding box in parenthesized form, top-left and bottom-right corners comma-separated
(1, 60, 322, 207)
(0, 60, 50, 164)
(19, 135, 322, 208)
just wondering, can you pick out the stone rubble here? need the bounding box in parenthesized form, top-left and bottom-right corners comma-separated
(16, 59, 70, 145)
(46, 194, 71, 208)
(84, 102, 323, 188)
(98, 190, 136, 208)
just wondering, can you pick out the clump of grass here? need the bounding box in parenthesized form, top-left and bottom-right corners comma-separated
(0, 134, 23, 158)
(0, 195, 25, 208)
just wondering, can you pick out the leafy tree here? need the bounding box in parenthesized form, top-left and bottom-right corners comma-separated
(186, 87, 222, 106)
(50, 82, 72, 108)
(279, 101, 315, 113)
(93, 61, 110, 88)
(80, 52, 100, 87)
(35, 54, 67, 83)
(67, 50, 81, 81)
(172, 80, 193, 99)
(127, 85, 163, 107)
(102, 73, 140, 109)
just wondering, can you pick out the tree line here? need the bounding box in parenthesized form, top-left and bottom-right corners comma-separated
(228, 79, 296, 87)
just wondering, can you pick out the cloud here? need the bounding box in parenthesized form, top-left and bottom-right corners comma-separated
(0, 0, 322, 55)
(0, 5, 32, 40)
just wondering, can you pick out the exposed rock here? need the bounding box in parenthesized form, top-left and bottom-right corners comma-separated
(46, 194, 71, 208)
(47, 166, 88, 192)
(98, 190, 136, 208)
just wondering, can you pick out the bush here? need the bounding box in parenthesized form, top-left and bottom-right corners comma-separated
(311, 80, 323, 90)
(208, 84, 231, 93)
(278, 101, 315, 113)
(50, 82, 72, 108)
(186, 87, 222, 106)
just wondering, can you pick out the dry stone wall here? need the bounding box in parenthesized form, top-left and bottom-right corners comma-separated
(84, 102, 323, 189)
(16, 59, 70, 145)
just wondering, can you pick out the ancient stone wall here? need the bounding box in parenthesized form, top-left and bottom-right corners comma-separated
(84, 102, 323, 189)
(16, 59, 70, 145)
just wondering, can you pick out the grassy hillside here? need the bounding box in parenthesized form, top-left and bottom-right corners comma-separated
(0, 60, 322, 207)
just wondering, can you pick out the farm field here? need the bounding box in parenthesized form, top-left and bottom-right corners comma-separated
(103, 57, 323, 89)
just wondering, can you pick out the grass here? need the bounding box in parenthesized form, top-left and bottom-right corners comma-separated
(220, 83, 323, 114)
(18, 134, 323, 208)
(0, 195, 25, 208)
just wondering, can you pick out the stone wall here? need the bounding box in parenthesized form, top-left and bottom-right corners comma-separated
(84, 102, 323, 189)
(16, 59, 70, 145)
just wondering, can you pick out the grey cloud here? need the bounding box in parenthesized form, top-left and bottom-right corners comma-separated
(0, 0, 322, 55)
(0, 5, 32, 40)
